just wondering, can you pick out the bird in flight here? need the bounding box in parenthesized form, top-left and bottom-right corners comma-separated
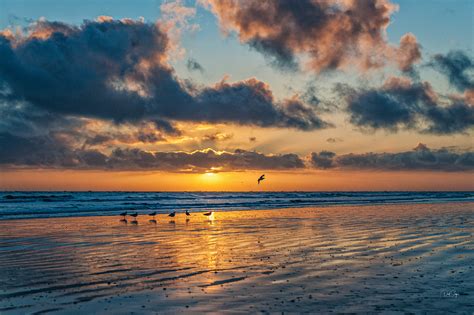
(257, 174, 265, 184)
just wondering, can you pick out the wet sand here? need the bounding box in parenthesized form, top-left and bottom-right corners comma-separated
(0, 202, 473, 314)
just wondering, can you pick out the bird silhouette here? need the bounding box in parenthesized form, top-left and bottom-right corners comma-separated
(119, 211, 127, 219)
(168, 211, 176, 218)
(257, 174, 265, 184)
(130, 212, 138, 222)
(185, 210, 190, 216)
(203, 211, 213, 216)
(149, 211, 156, 219)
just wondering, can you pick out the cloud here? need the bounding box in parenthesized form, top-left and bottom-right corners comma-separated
(0, 18, 328, 131)
(310, 151, 336, 169)
(159, 0, 199, 59)
(201, 132, 233, 142)
(0, 132, 305, 172)
(107, 148, 305, 172)
(2, 130, 471, 173)
(203, 0, 421, 73)
(193, 79, 331, 130)
(428, 50, 474, 91)
(326, 137, 343, 143)
(339, 76, 474, 134)
(311, 143, 474, 171)
(84, 131, 164, 146)
(186, 58, 205, 73)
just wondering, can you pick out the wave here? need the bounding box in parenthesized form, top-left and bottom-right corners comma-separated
(0, 191, 472, 220)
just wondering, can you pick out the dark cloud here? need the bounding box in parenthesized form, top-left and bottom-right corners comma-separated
(311, 144, 474, 172)
(0, 18, 327, 131)
(429, 50, 474, 91)
(339, 77, 474, 134)
(107, 148, 305, 172)
(0, 132, 78, 167)
(204, 0, 421, 73)
(186, 58, 205, 73)
(310, 151, 335, 169)
(2, 132, 471, 173)
(201, 132, 233, 142)
(83, 128, 166, 147)
(192, 79, 330, 130)
(0, 132, 305, 172)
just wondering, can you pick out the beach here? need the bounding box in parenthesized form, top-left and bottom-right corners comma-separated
(0, 202, 473, 314)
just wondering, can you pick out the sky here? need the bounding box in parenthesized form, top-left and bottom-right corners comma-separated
(0, 0, 473, 191)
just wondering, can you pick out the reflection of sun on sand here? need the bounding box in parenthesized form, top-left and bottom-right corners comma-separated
(0, 202, 473, 313)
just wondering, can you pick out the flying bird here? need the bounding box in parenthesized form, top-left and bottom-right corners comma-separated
(257, 174, 265, 184)
(168, 211, 176, 218)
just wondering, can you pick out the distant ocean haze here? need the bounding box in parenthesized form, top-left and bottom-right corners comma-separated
(0, 191, 473, 220)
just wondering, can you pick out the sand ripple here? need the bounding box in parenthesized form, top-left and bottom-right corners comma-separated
(0, 202, 473, 313)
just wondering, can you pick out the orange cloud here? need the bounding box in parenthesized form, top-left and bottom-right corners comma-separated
(204, 0, 421, 73)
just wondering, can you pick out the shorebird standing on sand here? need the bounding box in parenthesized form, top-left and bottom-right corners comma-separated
(203, 211, 214, 221)
(149, 211, 157, 223)
(119, 211, 128, 223)
(168, 211, 176, 218)
(257, 174, 265, 184)
(129, 212, 138, 224)
(185, 210, 190, 216)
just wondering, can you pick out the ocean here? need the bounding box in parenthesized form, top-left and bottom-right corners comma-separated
(0, 191, 473, 220)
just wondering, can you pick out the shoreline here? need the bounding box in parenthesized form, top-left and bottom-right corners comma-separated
(1, 199, 473, 222)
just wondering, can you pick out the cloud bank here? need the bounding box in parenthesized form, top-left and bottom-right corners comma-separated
(311, 143, 473, 172)
(0, 132, 305, 172)
(1, 131, 471, 173)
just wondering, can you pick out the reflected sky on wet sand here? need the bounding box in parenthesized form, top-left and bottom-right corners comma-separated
(0, 203, 473, 313)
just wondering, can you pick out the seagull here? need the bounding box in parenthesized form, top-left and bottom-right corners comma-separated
(119, 211, 127, 219)
(203, 211, 213, 216)
(257, 174, 265, 184)
(168, 211, 176, 218)
(185, 210, 191, 216)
